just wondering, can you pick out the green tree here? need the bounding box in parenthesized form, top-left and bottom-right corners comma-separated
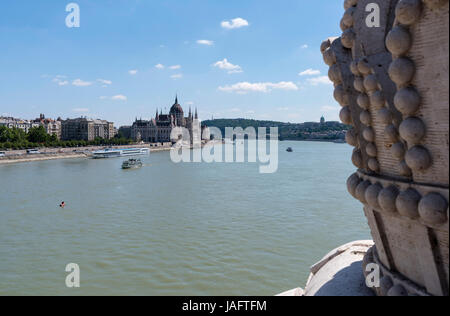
(27, 126, 49, 143)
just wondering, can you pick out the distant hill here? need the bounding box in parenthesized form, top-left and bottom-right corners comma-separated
(202, 118, 350, 141)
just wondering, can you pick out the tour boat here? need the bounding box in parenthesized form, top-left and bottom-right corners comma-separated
(121, 158, 143, 170)
(287, 147, 293, 152)
(92, 148, 150, 159)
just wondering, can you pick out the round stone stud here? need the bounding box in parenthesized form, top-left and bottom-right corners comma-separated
(368, 158, 380, 172)
(395, 0, 423, 26)
(405, 146, 432, 171)
(334, 85, 347, 106)
(364, 74, 379, 92)
(329, 64, 342, 84)
(323, 48, 337, 66)
(357, 58, 372, 75)
(378, 108, 393, 125)
(342, 7, 356, 27)
(347, 173, 361, 198)
(350, 61, 360, 76)
(352, 149, 363, 168)
(385, 125, 399, 143)
(346, 129, 358, 147)
(370, 91, 386, 109)
(386, 26, 412, 56)
(341, 29, 356, 49)
(357, 93, 371, 110)
(378, 186, 399, 213)
(356, 180, 372, 203)
(399, 117, 426, 144)
(391, 142, 406, 159)
(354, 76, 365, 93)
(366, 142, 378, 157)
(419, 193, 449, 224)
(320, 39, 332, 53)
(366, 183, 383, 209)
(363, 127, 375, 142)
(396, 188, 421, 219)
(389, 57, 416, 86)
(344, 0, 358, 10)
(340, 106, 353, 125)
(360, 110, 372, 126)
(399, 160, 413, 177)
(388, 284, 408, 296)
(394, 87, 421, 115)
(380, 276, 394, 296)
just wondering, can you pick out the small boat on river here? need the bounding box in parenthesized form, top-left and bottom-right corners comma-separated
(122, 159, 143, 170)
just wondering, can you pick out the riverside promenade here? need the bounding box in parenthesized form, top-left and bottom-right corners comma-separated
(0, 143, 173, 165)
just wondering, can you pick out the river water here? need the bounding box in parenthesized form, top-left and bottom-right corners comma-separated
(0, 141, 370, 295)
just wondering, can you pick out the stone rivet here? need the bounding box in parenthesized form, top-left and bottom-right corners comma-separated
(366, 142, 378, 157)
(399, 117, 426, 144)
(364, 74, 379, 92)
(340, 18, 351, 32)
(399, 160, 413, 177)
(328, 64, 342, 84)
(342, 7, 356, 27)
(380, 276, 394, 296)
(368, 158, 380, 172)
(394, 87, 421, 116)
(344, 0, 358, 10)
(347, 173, 361, 198)
(370, 91, 386, 109)
(366, 183, 383, 209)
(389, 57, 416, 86)
(323, 48, 337, 66)
(423, 0, 449, 9)
(392, 142, 406, 159)
(352, 148, 363, 169)
(354, 77, 365, 93)
(386, 26, 412, 56)
(346, 129, 358, 147)
(363, 127, 375, 142)
(357, 58, 372, 75)
(357, 93, 371, 109)
(320, 39, 332, 53)
(334, 85, 347, 106)
(341, 29, 356, 49)
(385, 125, 399, 143)
(405, 146, 432, 171)
(356, 180, 372, 203)
(360, 110, 372, 126)
(396, 188, 421, 219)
(350, 61, 361, 76)
(378, 108, 392, 125)
(395, 0, 423, 26)
(340, 106, 353, 125)
(419, 193, 448, 224)
(378, 186, 399, 213)
(388, 284, 408, 296)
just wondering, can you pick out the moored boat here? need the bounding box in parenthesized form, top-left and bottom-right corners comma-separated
(93, 148, 150, 159)
(121, 158, 143, 169)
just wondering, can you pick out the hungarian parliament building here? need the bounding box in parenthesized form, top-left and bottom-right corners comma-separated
(130, 96, 207, 143)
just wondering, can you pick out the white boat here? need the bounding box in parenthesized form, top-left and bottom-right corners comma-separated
(92, 148, 150, 159)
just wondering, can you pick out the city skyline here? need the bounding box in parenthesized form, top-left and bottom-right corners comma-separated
(0, 0, 343, 126)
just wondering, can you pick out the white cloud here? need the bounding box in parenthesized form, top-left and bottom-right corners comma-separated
(213, 58, 243, 74)
(52, 76, 69, 86)
(301, 44, 309, 49)
(72, 79, 93, 87)
(99, 96, 108, 100)
(97, 79, 112, 86)
(197, 40, 214, 46)
(111, 95, 128, 101)
(218, 81, 299, 94)
(321, 105, 340, 112)
(72, 108, 89, 113)
(299, 69, 321, 76)
(186, 101, 194, 106)
(171, 74, 183, 80)
(169, 65, 181, 70)
(221, 18, 249, 30)
(306, 76, 332, 86)
(155, 64, 165, 69)
(129, 70, 138, 75)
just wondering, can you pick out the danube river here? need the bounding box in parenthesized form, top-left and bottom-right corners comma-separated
(0, 141, 370, 295)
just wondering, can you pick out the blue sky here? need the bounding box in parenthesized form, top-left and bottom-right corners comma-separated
(0, 0, 343, 127)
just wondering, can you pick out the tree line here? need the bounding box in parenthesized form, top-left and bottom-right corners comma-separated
(0, 126, 133, 150)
